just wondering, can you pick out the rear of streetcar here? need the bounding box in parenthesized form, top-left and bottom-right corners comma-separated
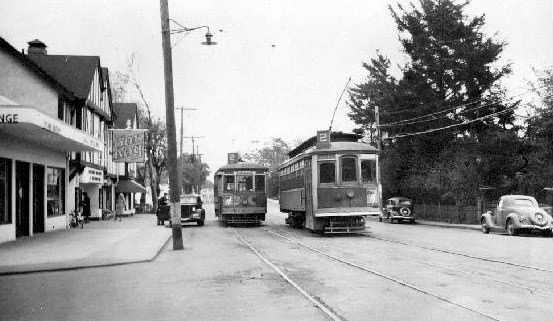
(279, 131, 380, 234)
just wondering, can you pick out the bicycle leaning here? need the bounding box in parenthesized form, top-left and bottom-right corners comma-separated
(68, 209, 84, 229)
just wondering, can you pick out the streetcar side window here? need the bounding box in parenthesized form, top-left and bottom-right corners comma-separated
(236, 175, 253, 192)
(341, 157, 357, 182)
(319, 162, 336, 184)
(361, 159, 376, 183)
(223, 175, 235, 191)
(255, 175, 265, 192)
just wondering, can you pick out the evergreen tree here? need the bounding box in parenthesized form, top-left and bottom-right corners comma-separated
(348, 0, 519, 204)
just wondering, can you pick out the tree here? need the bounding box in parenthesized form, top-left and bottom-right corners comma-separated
(178, 156, 210, 194)
(348, 0, 519, 204)
(243, 138, 291, 197)
(525, 67, 553, 203)
(110, 55, 168, 214)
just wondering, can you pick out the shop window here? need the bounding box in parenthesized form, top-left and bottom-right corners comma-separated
(361, 159, 376, 183)
(319, 162, 335, 184)
(223, 175, 235, 192)
(0, 158, 11, 224)
(341, 157, 357, 182)
(236, 175, 253, 192)
(255, 175, 265, 192)
(47, 167, 65, 217)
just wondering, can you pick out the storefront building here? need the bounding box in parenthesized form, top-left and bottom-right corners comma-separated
(0, 37, 103, 243)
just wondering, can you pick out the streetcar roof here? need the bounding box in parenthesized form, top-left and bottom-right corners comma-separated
(279, 141, 378, 169)
(216, 162, 268, 172)
(288, 132, 363, 158)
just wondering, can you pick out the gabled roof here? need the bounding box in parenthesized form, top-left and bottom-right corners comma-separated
(28, 54, 100, 100)
(112, 103, 138, 129)
(0, 37, 76, 101)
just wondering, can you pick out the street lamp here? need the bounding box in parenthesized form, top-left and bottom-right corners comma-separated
(160, 0, 217, 250)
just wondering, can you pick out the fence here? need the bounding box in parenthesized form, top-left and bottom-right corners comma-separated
(414, 203, 480, 224)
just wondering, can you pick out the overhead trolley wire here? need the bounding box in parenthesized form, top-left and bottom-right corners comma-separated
(379, 89, 531, 128)
(383, 105, 518, 140)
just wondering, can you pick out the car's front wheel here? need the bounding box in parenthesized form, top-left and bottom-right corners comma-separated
(481, 219, 490, 234)
(197, 220, 204, 226)
(506, 219, 518, 236)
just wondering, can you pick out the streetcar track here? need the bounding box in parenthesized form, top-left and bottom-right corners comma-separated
(366, 234, 553, 273)
(232, 229, 346, 321)
(262, 228, 502, 321)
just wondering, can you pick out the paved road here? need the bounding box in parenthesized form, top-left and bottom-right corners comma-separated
(1, 201, 552, 320)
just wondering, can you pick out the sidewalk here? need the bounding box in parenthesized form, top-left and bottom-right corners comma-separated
(414, 219, 481, 231)
(0, 214, 171, 275)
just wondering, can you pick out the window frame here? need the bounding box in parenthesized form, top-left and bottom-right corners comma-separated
(340, 155, 358, 184)
(318, 161, 336, 185)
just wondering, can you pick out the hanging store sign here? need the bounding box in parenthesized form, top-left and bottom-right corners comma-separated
(111, 129, 147, 163)
(80, 167, 104, 184)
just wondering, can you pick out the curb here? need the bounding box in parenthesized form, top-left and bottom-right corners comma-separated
(416, 221, 481, 231)
(0, 232, 172, 276)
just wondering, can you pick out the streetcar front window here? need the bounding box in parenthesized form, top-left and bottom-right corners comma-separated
(341, 157, 357, 182)
(223, 175, 235, 191)
(319, 162, 335, 184)
(236, 175, 253, 192)
(361, 159, 376, 183)
(255, 175, 265, 192)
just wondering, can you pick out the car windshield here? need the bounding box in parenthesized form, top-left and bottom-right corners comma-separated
(512, 199, 535, 206)
(399, 200, 412, 205)
(180, 196, 197, 204)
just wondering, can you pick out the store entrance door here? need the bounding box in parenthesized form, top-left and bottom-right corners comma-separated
(33, 164, 45, 234)
(16, 161, 30, 237)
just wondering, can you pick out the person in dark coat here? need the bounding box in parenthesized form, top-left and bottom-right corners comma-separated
(80, 192, 91, 223)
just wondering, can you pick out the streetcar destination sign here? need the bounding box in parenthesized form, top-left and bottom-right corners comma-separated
(0, 113, 19, 123)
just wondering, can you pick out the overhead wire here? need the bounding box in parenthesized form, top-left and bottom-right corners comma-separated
(379, 89, 531, 128)
(383, 105, 518, 140)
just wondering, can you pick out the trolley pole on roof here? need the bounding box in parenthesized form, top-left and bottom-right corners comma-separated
(160, 0, 183, 250)
(375, 104, 383, 215)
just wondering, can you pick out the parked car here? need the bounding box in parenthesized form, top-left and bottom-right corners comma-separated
(379, 197, 415, 224)
(481, 195, 553, 236)
(179, 194, 205, 226)
(156, 194, 205, 227)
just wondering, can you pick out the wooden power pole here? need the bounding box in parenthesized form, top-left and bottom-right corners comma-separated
(160, 0, 183, 250)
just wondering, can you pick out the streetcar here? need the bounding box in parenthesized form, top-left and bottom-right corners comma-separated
(279, 131, 380, 234)
(214, 153, 269, 225)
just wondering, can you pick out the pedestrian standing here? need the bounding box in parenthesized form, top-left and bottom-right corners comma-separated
(115, 194, 125, 221)
(80, 192, 91, 223)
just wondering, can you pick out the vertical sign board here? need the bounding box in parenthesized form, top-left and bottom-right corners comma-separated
(112, 129, 147, 163)
(228, 153, 239, 165)
(316, 130, 331, 149)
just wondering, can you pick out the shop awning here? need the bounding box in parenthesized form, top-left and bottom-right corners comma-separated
(116, 179, 147, 193)
(0, 105, 102, 152)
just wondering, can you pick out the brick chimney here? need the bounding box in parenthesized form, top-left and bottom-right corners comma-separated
(27, 39, 47, 55)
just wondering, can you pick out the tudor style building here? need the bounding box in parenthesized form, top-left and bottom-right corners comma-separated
(0, 37, 147, 244)
(0, 37, 103, 243)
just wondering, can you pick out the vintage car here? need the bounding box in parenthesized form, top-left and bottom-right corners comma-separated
(156, 194, 205, 226)
(481, 195, 553, 236)
(379, 197, 415, 224)
(179, 194, 205, 226)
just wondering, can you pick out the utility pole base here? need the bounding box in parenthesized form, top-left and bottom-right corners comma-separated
(172, 224, 184, 250)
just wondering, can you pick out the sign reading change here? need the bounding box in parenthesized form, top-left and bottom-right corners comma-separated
(111, 129, 147, 163)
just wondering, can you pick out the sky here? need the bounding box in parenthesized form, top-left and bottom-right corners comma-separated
(1, 0, 552, 173)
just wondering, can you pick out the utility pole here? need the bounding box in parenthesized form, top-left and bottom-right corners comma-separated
(375, 104, 383, 215)
(183, 135, 205, 161)
(160, 0, 183, 250)
(175, 107, 196, 156)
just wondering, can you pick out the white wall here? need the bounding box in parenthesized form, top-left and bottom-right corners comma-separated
(0, 49, 59, 118)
